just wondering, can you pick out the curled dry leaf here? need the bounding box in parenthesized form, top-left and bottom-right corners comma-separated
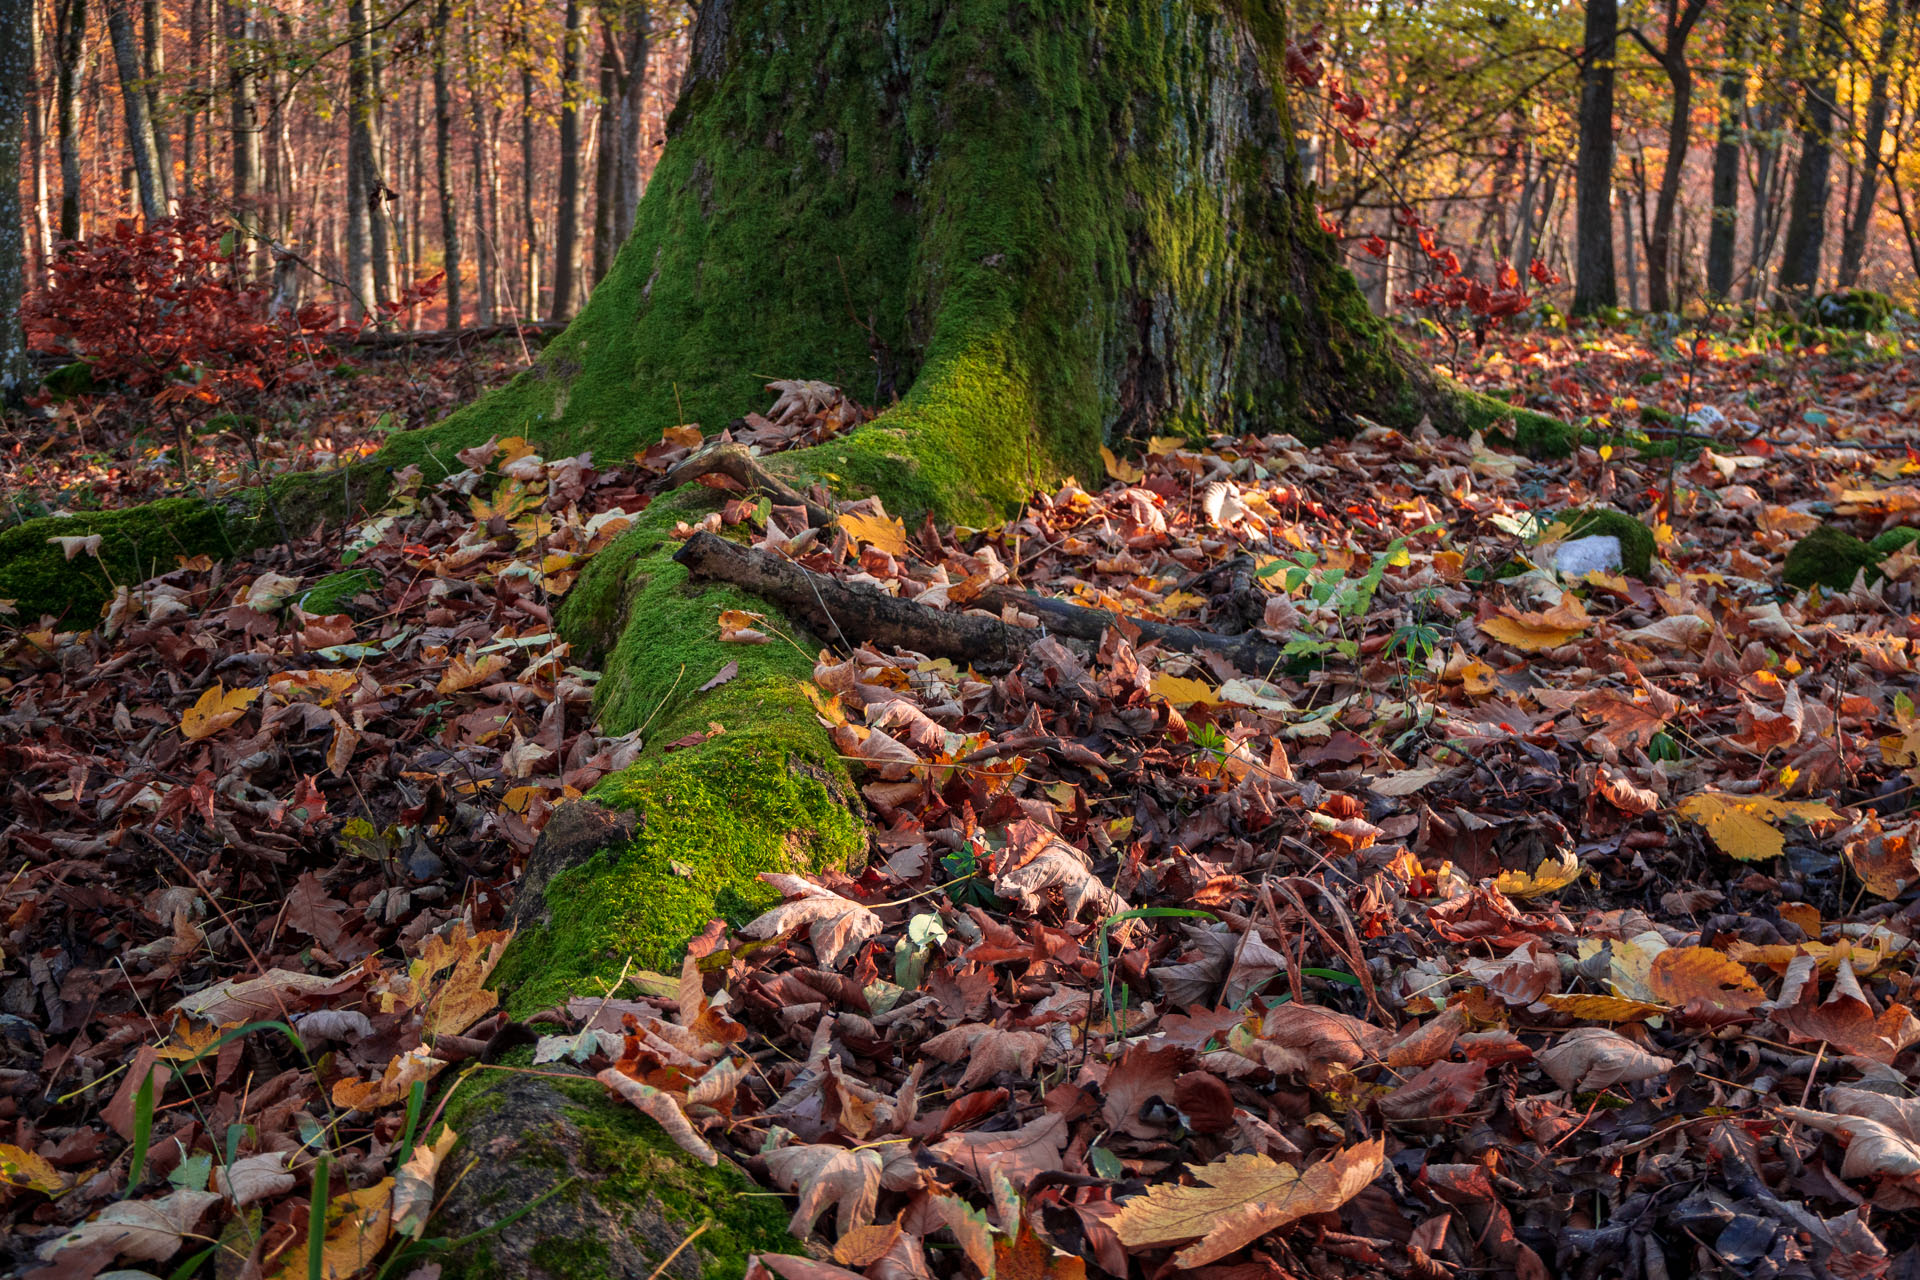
(1111, 1138, 1386, 1267)
(1536, 1027, 1674, 1091)
(762, 1143, 884, 1238)
(1493, 849, 1582, 899)
(743, 874, 883, 968)
(596, 1069, 718, 1165)
(994, 841, 1127, 920)
(213, 1150, 296, 1207)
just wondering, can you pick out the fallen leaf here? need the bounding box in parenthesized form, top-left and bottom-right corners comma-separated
(840, 511, 909, 557)
(1535, 1027, 1674, 1091)
(762, 1143, 883, 1237)
(37, 1188, 222, 1263)
(269, 1177, 394, 1279)
(742, 875, 883, 968)
(1644, 947, 1766, 1013)
(598, 1069, 718, 1164)
(179, 682, 261, 741)
(1111, 1138, 1385, 1266)
(1494, 850, 1581, 899)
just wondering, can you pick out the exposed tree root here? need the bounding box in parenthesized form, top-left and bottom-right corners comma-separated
(673, 529, 1288, 675)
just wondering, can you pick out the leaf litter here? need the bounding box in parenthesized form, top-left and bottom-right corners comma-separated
(8, 337, 1920, 1277)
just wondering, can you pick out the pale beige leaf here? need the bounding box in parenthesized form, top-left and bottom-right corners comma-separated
(993, 841, 1126, 921)
(213, 1151, 296, 1207)
(742, 876, 883, 968)
(1535, 1027, 1674, 1091)
(1111, 1139, 1386, 1267)
(37, 1189, 222, 1263)
(392, 1126, 459, 1239)
(762, 1143, 883, 1238)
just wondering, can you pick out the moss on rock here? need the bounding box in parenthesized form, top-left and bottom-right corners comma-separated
(1869, 526, 1920, 556)
(1556, 508, 1656, 578)
(435, 1072, 798, 1280)
(1784, 525, 1882, 591)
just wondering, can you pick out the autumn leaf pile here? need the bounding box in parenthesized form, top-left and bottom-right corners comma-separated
(8, 324, 1920, 1279)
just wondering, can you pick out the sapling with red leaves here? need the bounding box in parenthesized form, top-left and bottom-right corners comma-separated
(1286, 32, 1559, 376)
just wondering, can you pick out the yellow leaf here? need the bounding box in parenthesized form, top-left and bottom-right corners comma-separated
(1101, 446, 1144, 484)
(180, 682, 261, 741)
(660, 424, 704, 450)
(838, 511, 909, 557)
(1677, 791, 1843, 861)
(1494, 850, 1581, 899)
(1479, 597, 1592, 652)
(1112, 1139, 1385, 1267)
(411, 922, 512, 1038)
(1459, 661, 1497, 698)
(436, 651, 511, 694)
(1538, 993, 1669, 1022)
(1151, 673, 1216, 707)
(270, 1177, 394, 1280)
(1146, 435, 1187, 456)
(0, 1143, 62, 1196)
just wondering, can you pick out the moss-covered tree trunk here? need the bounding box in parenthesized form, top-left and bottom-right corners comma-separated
(4, 0, 1561, 1272)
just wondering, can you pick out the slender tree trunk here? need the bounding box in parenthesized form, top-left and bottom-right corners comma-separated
(2, 0, 31, 405)
(432, 0, 460, 330)
(1619, 173, 1641, 309)
(591, 39, 615, 286)
(346, 0, 373, 320)
(368, 11, 396, 307)
(521, 65, 541, 316)
(1572, 0, 1619, 313)
(1777, 0, 1843, 298)
(26, 0, 51, 279)
(180, 0, 199, 197)
(549, 0, 587, 319)
(1635, 0, 1706, 313)
(467, 27, 494, 325)
(408, 81, 423, 282)
(1707, 17, 1746, 298)
(139, 0, 169, 205)
(54, 0, 87, 241)
(224, 0, 260, 270)
(1838, 0, 1910, 285)
(608, 0, 650, 252)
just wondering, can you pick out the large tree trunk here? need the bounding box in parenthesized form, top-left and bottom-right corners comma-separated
(54, 0, 87, 242)
(1634, 0, 1706, 314)
(0, 1, 1564, 1267)
(1572, 0, 1619, 314)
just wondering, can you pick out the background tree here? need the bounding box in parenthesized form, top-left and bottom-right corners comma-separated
(2, 0, 28, 405)
(1574, 0, 1620, 313)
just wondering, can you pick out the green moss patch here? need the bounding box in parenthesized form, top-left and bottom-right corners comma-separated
(1784, 525, 1884, 591)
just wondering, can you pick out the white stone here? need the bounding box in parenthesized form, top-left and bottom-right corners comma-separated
(1554, 534, 1623, 578)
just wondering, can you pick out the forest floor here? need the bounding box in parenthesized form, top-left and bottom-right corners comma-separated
(5, 318, 1920, 1280)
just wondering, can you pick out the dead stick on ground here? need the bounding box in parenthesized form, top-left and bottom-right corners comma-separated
(673, 531, 1287, 673)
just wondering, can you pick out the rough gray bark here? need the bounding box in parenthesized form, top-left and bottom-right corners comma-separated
(521, 65, 541, 314)
(1777, 0, 1843, 298)
(1572, 0, 1619, 314)
(26, 0, 50, 279)
(2, 0, 29, 406)
(606, 0, 650, 250)
(224, 0, 261, 266)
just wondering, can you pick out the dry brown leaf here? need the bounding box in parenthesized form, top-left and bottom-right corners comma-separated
(833, 1219, 905, 1268)
(921, 1023, 1054, 1090)
(598, 1070, 717, 1164)
(413, 923, 512, 1037)
(36, 1188, 221, 1263)
(1537, 993, 1670, 1022)
(994, 841, 1126, 920)
(1781, 1088, 1920, 1181)
(1535, 1027, 1674, 1091)
(435, 651, 510, 694)
(928, 1111, 1068, 1190)
(1645, 946, 1767, 1013)
(1846, 821, 1920, 899)
(743, 875, 883, 968)
(213, 1151, 296, 1207)
(1479, 597, 1591, 651)
(762, 1143, 883, 1237)
(392, 1126, 460, 1239)
(1111, 1138, 1385, 1266)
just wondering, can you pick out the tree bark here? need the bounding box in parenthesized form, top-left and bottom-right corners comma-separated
(1573, 0, 1619, 314)
(606, 0, 650, 253)
(432, 0, 460, 330)
(2, 0, 30, 405)
(1706, 14, 1745, 298)
(25, 0, 50, 281)
(1777, 0, 1844, 299)
(521, 64, 541, 316)
(0, 3, 1569, 1264)
(224, 0, 261, 265)
(1838, 0, 1910, 286)
(1631, 0, 1706, 313)
(139, 0, 170, 206)
(53, 0, 87, 242)
(549, 0, 588, 319)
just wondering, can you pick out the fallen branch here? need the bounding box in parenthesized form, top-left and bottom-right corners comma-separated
(673, 531, 1286, 674)
(664, 442, 835, 527)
